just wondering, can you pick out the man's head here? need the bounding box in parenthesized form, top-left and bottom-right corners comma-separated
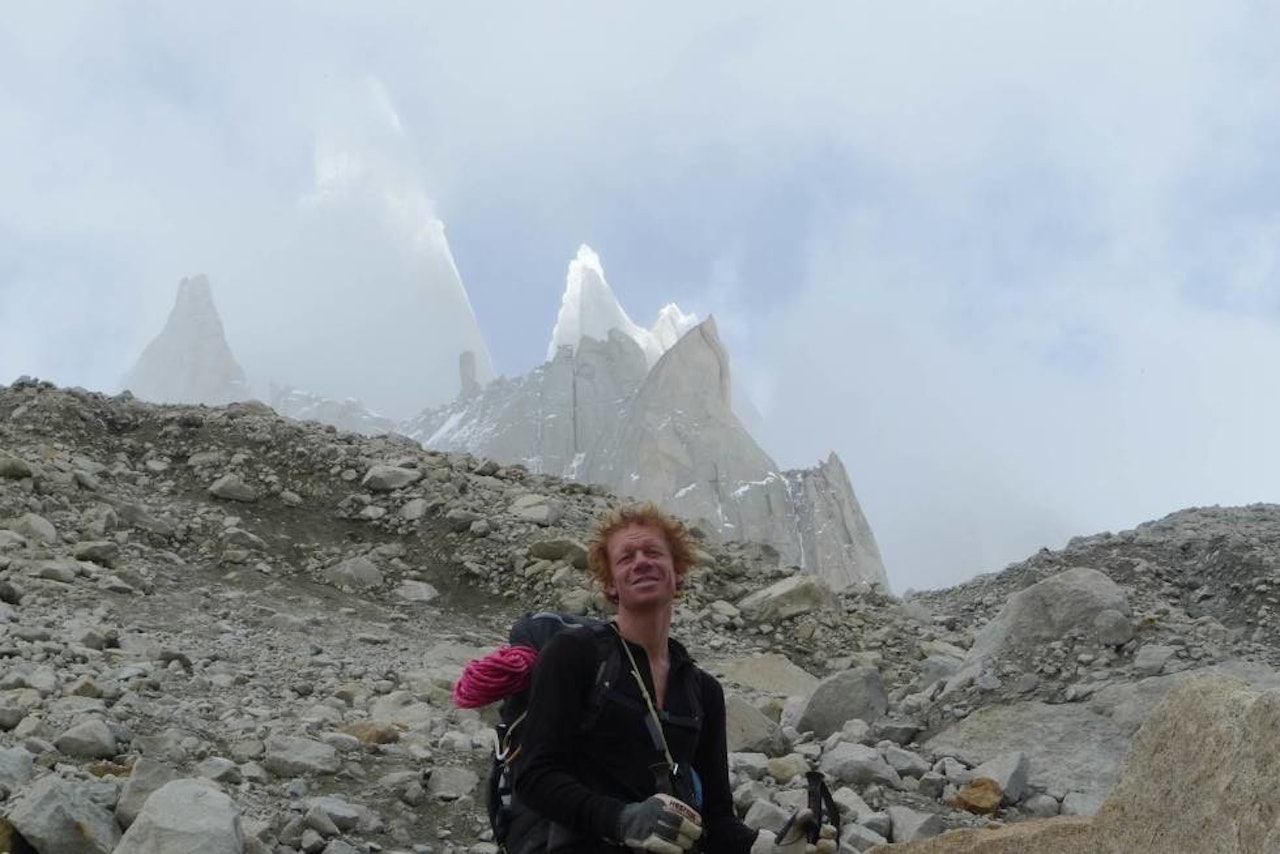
(587, 503, 697, 606)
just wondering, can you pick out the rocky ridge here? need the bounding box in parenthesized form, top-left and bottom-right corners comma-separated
(406, 319, 888, 593)
(1, 377, 1279, 852)
(124, 274, 886, 597)
(268, 386, 398, 438)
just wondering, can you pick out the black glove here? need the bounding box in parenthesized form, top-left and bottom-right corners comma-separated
(616, 793, 703, 853)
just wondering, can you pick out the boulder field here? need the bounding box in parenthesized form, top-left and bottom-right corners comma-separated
(2, 377, 1280, 851)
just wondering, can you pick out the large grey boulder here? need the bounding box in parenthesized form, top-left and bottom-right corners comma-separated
(508, 494, 563, 526)
(5, 773, 122, 854)
(0, 530, 28, 552)
(875, 674, 1280, 853)
(73, 540, 120, 567)
(361, 465, 422, 492)
(208, 474, 259, 503)
(718, 653, 820, 697)
(54, 717, 117, 759)
(323, 556, 383, 590)
(0, 455, 33, 479)
(737, 574, 840, 623)
(973, 567, 1129, 658)
(970, 751, 1030, 805)
(924, 699, 1129, 808)
(114, 779, 243, 853)
(881, 744, 931, 778)
(888, 806, 945, 842)
(795, 667, 889, 737)
(927, 659, 1280, 811)
(116, 758, 182, 828)
(844, 823, 890, 852)
(120, 275, 250, 406)
(395, 580, 440, 602)
(306, 795, 366, 832)
(8, 513, 56, 544)
(724, 694, 789, 755)
(946, 567, 1130, 694)
(426, 765, 478, 800)
(529, 538, 589, 567)
(743, 798, 792, 831)
(0, 746, 34, 792)
(1132, 644, 1178, 676)
(819, 742, 903, 789)
(263, 736, 340, 776)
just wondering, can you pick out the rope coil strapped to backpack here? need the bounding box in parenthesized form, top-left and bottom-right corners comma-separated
(453, 644, 539, 709)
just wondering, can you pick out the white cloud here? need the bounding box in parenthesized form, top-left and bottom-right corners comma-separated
(757, 201, 1280, 589)
(3, 2, 1279, 590)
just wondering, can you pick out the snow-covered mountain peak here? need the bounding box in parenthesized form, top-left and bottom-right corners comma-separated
(546, 244, 697, 365)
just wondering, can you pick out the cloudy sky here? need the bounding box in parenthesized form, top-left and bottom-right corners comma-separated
(3, 2, 1279, 591)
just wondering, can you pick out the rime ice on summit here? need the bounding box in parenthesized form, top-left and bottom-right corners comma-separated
(546, 245, 697, 365)
(121, 275, 250, 406)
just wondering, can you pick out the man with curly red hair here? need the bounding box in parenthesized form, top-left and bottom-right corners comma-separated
(512, 502, 835, 853)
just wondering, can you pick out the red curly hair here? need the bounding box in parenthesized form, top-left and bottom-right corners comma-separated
(586, 502, 698, 602)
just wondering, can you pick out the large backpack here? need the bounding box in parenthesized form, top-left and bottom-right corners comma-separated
(488, 612, 621, 851)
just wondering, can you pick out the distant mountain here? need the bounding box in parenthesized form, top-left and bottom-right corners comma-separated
(124, 253, 887, 590)
(404, 249, 888, 591)
(120, 275, 250, 406)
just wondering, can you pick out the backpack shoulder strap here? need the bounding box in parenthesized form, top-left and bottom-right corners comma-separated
(580, 621, 622, 730)
(683, 664, 704, 725)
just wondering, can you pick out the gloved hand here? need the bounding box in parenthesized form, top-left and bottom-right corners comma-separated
(616, 793, 703, 854)
(750, 808, 838, 854)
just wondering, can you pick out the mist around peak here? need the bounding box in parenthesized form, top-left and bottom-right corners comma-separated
(226, 77, 495, 420)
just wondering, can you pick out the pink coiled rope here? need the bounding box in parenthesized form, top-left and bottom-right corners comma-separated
(452, 644, 539, 709)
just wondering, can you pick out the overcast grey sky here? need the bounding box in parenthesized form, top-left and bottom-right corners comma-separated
(3, 2, 1279, 591)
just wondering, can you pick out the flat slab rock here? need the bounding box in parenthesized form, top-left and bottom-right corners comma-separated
(262, 735, 340, 776)
(877, 674, 1280, 853)
(115, 778, 244, 854)
(925, 659, 1280, 807)
(5, 773, 122, 854)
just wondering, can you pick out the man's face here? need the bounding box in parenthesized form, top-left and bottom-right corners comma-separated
(604, 523, 679, 612)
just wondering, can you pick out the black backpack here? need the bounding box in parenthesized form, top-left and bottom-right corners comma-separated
(488, 612, 621, 851)
(487, 612, 705, 853)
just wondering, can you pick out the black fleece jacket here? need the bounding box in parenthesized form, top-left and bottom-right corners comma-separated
(512, 627, 758, 853)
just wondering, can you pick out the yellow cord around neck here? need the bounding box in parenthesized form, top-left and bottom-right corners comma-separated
(611, 622, 678, 773)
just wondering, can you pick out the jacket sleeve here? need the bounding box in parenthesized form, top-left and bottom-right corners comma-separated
(694, 671, 761, 854)
(512, 631, 628, 839)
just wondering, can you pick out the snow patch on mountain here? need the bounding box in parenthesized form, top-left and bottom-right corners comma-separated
(547, 245, 697, 365)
